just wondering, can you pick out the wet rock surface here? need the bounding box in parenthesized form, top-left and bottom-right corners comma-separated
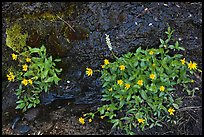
(2, 2, 202, 135)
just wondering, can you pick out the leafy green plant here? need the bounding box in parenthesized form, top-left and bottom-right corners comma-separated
(7, 45, 62, 112)
(80, 27, 201, 135)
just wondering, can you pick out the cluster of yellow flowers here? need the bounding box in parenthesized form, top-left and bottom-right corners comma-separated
(7, 72, 15, 82)
(81, 56, 199, 126)
(8, 53, 33, 86)
(79, 117, 93, 125)
(79, 116, 146, 125)
(22, 79, 33, 86)
(180, 58, 197, 70)
(86, 59, 111, 77)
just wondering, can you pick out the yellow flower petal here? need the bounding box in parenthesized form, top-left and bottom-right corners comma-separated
(22, 64, 28, 71)
(160, 86, 165, 91)
(100, 116, 105, 119)
(168, 107, 175, 115)
(22, 79, 28, 86)
(137, 80, 143, 86)
(28, 79, 33, 85)
(104, 59, 110, 65)
(12, 53, 17, 60)
(138, 118, 145, 124)
(119, 65, 125, 70)
(188, 61, 197, 70)
(88, 118, 92, 123)
(79, 117, 85, 124)
(149, 74, 155, 80)
(117, 80, 123, 85)
(180, 58, 185, 65)
(86, 68, 93, 76)
(125, 83, 130, 89)
(26, 57, 31, 63)
(149, 51, 154, 55)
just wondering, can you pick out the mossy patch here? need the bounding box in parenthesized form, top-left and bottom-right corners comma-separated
(6, 23, 28, 53)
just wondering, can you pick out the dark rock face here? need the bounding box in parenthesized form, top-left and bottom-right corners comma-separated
(2, 2, 202, 135)
(67, 2, 202, 67)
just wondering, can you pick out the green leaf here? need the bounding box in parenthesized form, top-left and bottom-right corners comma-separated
(172, 103, 179, 109)
(156, 122, 163, 127)
(160, 39, 164, 45)
(24, 71, 34, 77)
(169, 95, 174, 103)
(169, 45, 174, 49)
(127, 94, 131, 102)
(102, 82, 109, 88)
(149, 123, 154, 128)
(29, 48, 40, 53)
(127, 108, 136, 114)
(16, 102, 25, 109)
(159, 92, 164, 97)
(55, 68, 62, 73)
(54, 59, 61, 62)
(27, 103, 33, 109)
(140, 61, 145, 67)
(44, 77, 54, 83)
(45, 86, 48, 92)
(167, 88, 175, 91)
(178, 47, 185, 51)
(134, 61, 138, 67)
(136, 47, 141, 53)
(140, 90, 147, 100)
(16, 100, 24, 104)
(111, 119, 119, 129)
(104, 76, 111, 81)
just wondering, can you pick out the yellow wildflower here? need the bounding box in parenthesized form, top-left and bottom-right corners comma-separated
(88, 118, 92, 123)
(79, 117, 85, 124)
(108, 88, 113, 92)
(125, 83, 130, 89)
(7, 72, 15, 82)
(149, 74, 156, 80)
(168, 107, 175, 115)
(117, 80, 123, 85)
(149, 51, 154, 55)
(152, 64, 156, 67)
(137, 80, 143, 86)
(104, 59, 110, 65)
(22, 79, 28, 86)
(191, 80, 194, 83)
(86, 68, 93, 76)
(26, 57, 31, 63)
(137, 118, 145, 124)
(160, 86, 165, 91)
(180, 58, 185, 65)
(12, 53, 17, 60)
(119, 65, 125, 70)
(100, 116, 105, 119)
(188, 61, 197, 70)
(22, 64, 28, 71)
(28, 79, 33, 85)
(101, 65, 105, 68)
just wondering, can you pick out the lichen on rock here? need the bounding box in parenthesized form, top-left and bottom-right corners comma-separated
(6, 23, 28, 53)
